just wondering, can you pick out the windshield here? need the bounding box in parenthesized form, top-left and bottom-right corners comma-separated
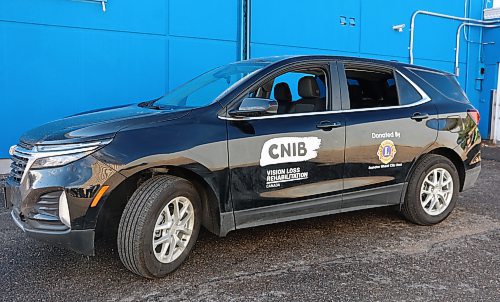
(151, 62, 269, 109)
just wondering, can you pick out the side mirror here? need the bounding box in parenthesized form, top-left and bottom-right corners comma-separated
(229, 98, 278, 117)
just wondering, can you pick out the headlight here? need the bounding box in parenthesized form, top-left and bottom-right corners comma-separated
(30, 139, 112, 169)
(31, 152, 92, 169)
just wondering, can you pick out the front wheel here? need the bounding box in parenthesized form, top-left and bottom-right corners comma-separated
(401, 154, 460, 225)
(117, 175, 201, 278)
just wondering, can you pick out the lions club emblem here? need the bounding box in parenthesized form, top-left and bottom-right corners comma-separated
(377, 140, 397, 164)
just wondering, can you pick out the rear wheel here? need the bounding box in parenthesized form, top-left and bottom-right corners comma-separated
(117, 175, 201, 278)
(401, 154, 459, 225)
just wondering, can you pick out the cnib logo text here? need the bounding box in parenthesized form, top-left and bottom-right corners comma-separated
(260, 137, 321, 167)
(268, 142, 307, 159)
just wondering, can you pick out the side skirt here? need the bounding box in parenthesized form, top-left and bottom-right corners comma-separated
(233, 183, 405, 230)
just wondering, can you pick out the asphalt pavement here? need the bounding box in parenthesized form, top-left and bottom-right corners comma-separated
(1, 146, 499, 302)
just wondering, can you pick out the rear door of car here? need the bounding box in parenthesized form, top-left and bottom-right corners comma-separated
(225, 60, 346, 228)
(337, 61, 438, 208)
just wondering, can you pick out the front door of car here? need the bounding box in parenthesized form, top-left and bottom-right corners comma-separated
(225, 62, 346, 228)
(337, 62, 438, 208)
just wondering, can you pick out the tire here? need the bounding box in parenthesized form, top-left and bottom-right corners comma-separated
(401, 154, 460, 225)
(117, 175, 201, 278)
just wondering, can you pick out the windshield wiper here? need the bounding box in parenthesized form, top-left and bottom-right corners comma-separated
(138, 97, 163, 109)
(143, 104, 163, 110)
(138, 102, 182, 111)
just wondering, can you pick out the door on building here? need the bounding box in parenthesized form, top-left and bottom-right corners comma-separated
(337, 61, 438, 208)
(227, 61, 346, 228)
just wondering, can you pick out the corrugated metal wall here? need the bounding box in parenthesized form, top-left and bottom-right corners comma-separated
(0, 0, 498, 157)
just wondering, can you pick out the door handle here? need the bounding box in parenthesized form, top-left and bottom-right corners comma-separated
(316, 121, 342, 131)
(411, 112, 429, 122)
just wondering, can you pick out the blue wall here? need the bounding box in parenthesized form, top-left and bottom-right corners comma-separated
(0, 0, 499, 157)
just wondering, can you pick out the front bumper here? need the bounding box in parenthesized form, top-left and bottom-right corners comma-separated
(10, 209, 95, 255)
(4, 152, 123, 256)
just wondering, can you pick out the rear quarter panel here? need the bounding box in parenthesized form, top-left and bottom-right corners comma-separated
(406, 68, 481, 172)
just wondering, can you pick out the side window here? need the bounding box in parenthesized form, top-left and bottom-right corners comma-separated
(252, 68, 328, 115)
(395, 72, 422, 105)
(345, 68, 398, 109)
(410, 69, 469, 103)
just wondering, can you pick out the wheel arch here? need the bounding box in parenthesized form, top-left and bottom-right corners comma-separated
(398, 146, 466, 209)
(94, 165, 224, 242)
(428, 147, 466, 191)
(407, 147, 466, 192)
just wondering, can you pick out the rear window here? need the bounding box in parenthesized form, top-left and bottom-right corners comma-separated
(395, 72, 422, 105)
(410, 69, 469, 103)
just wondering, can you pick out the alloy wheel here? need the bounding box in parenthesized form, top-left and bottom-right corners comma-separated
(420, 168, 454, 216)
(152, 196, 195, 263)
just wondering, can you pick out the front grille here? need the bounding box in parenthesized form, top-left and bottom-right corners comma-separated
(10, 149, 29, 184)
(9, 141, 34, 183)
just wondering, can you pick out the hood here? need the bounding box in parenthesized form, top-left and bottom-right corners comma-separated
(20, 104, 191, 146)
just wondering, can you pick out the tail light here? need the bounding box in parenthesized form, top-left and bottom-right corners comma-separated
(467, 109, 480, 125)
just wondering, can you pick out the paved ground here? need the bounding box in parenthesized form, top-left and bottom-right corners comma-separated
(1, 146, 499, 302)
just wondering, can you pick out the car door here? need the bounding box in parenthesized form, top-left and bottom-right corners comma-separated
(337, 61, 438, 208)
(225, 61, 346, 228)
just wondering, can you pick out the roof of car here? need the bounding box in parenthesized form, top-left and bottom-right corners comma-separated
(245, 55, 453, 76)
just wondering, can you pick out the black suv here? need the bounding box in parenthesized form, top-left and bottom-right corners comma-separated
(5, 56, 481, 278)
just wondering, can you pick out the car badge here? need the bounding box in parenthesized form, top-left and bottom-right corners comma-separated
(377, 140, 397, 164)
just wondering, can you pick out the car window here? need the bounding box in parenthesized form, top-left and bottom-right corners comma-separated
(395, 72, 422, 105)
(153, 62, 269, 109)
(345, 68, 399, 109)
(181, 74, 243, 107)
(410, 68, 469, 103)
(252, 69, 328, 115)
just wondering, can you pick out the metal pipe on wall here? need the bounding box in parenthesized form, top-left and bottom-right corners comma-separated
(239, 0, 251, 61)
(491, 89, 499, 142)
(409, 10, 500, 64)
(455, 22, 500, 76)
(246, 0, 251, 60)
(239, 0, 246, 61)
(493, 64, 500, 142)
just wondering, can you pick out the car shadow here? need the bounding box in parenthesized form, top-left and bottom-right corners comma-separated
(0, 205, 417, 300)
